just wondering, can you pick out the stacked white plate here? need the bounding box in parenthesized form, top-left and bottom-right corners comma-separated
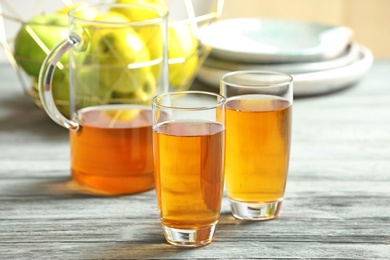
(197, 18, 373, 96)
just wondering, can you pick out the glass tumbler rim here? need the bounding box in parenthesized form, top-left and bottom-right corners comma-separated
(152, 90, 226, 111)
(221, 70, 293, 89)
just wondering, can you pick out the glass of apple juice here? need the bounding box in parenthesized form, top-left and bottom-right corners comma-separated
(221, 70, 293, 221)
(152, 91, 226, 247)
(37, 3, 169, 195)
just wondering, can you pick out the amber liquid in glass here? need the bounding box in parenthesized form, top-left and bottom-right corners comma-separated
(70, 105, 154, 195)
(153, 121, 225, 229)
(225, 95, 292, 203)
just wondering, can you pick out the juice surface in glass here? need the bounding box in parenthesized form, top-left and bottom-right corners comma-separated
(153, 120, 225, 229)
(225, 95, 292, 203)
(70, 104, 154, 195)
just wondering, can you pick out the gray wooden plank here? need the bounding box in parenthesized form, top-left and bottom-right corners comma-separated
(1, 60, 390, 259)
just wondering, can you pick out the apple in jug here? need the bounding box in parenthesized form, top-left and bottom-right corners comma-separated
(168, 21, 199, 89)
(81, 11, 153, 101)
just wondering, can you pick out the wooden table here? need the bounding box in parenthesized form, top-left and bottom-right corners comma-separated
(1, 61, 390, 259)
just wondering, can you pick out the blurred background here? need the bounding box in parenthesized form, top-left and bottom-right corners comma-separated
(220, 0, 390, 58)
(1, 0, 389, 63)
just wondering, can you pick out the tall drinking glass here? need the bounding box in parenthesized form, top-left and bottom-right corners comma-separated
(220, 70, 293, 220)
(152, 91, 226, 247)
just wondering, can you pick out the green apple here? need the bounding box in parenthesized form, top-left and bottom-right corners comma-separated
(30, 73, 71, 117)
(114, 0, 166, 21)
(112, 0, 167, 61)
(57, 2, 101, 22)
(56, 2, 97, 20)
(168, 22, 199, 89)
(115, 3, 200, 90)
(113, 71, 157, 104)
(136, 71, 157, 103)
(14, 13, 69, 78)
(74, 66, 109, 108)
(56, 3, 87, 14)
(52, 74, 71, 117)
(87, 11, 152, 96)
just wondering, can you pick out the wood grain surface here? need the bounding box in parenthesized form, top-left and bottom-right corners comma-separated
(1, 61, 390, 259)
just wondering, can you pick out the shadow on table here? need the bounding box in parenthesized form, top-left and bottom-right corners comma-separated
(13, 177, 117, 199)
(0, 92, 67, 140)
(83, 223, 228, 259)
(84, 238, 186, 259)
(37, 178, 103, 198)
(217, 208, 283, 228)
(36, 178, 159, 199)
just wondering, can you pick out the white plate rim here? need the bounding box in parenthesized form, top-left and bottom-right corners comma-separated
(199, 18, 354, 63)
(197, 44, 373, 97)
(203, 42, 360, 74)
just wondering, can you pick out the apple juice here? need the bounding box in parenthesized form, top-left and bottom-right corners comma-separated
(153, 120, 225, 229)
(225, 95, 292, 204)
(70, 104, 154, 195)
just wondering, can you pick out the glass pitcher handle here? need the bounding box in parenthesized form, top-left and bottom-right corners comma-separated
(38, 34, 81, 131)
